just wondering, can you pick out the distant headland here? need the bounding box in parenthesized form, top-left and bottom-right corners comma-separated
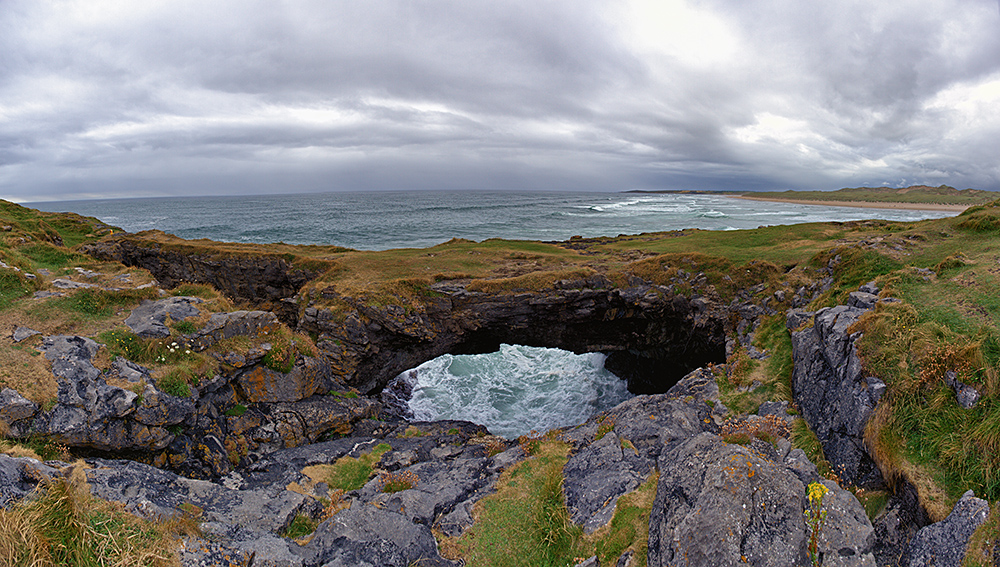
(626, 184, 996, 212)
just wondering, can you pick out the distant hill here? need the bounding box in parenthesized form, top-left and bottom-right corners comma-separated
(745, 184, 995, 206)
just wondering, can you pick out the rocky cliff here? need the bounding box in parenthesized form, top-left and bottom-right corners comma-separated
(302, 277, 728, 396)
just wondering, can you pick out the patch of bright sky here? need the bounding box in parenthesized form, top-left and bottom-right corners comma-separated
(927, 73, 1000, 114)
(729, 113, 814, 145)
(619, 0, 739, 66)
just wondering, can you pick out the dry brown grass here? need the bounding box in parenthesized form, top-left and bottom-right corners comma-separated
(0, 335, 57, 405)
(0, 462, 181, 567)
(466, 268, 597, 294)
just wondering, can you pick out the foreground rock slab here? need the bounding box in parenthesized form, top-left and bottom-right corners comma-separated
(648, 432, 875, 567)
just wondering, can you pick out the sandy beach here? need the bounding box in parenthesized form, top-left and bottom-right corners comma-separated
(732, 195, 970, 213)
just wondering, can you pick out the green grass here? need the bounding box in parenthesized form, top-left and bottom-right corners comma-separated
(171, 320, 198, 334)
(326, 443, 392, 491)
(157, 371, 191, 398)
(17, 243, 87, 271)
(224, 404, 248, 417)
(748, 185, 992, 206)
(282, 514, 318, 540)
(43, 288, 158, 320)
(791, 419, 834, 479)
(455, 440, 583, 567)
(0, 270, 36, 309)
(592, 473, 658, 567)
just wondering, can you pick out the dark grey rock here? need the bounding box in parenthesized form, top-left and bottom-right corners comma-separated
(33, 290, 64, 298)
(108, 358, 152, 384)
(906, 490, 989, 567)
(29, 335, 185, 451)
(0, 454, 61, 508)
(786, 308, 815, 330)
(616, 550, 635, 567)
(51, 278, 97, 289)
(125, 296, 203, 338)
(86, 457, 307, 536)
(757, 400, 789, 417)
(944, 370, 980, 409)
(575, 556, 599, 567)
(564, 431, 651, 533)
(0, 387, 39, 424)
(299, 504, 459, 567)
(848, 291, 879, 310)
(647, 433, 874, 567)
(790, 306, 885, 487)
(190, 310, 280, 351)
(859, 281, 879, 295)
(12, 326, 40, 342)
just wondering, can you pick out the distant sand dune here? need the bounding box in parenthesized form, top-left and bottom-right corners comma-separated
(732, 195, 969, 213)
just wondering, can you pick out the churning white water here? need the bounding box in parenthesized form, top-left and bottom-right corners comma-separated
(398, 344, 633, 439)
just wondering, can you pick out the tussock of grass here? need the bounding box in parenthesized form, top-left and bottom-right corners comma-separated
(0, 465, 179, 566)
(325, 443, 392, 492)
(282, 514, 318, 541)
(452, 440, 583, 567)
(856, 297, 1000, 506)
(0, 269, 37, 310)
(792, 419, 834, 480)
(962, 503, 1000, 567)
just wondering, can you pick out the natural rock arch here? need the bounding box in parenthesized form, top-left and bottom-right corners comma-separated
(301, 279, 729, 395)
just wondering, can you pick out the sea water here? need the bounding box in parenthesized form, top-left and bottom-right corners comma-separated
(392, 344, 631, 439)
(32, 190, 957, 437)
(31, 190, 953, 251)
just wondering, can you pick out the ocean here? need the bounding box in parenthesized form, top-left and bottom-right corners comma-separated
(32, 190, 956, 437)
(31, 190, 953, 251)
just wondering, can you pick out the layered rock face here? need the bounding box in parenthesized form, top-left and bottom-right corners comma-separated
(2, 306, 378, 478)
(80, 235, 322, 323)
(302, 278, 728, 395)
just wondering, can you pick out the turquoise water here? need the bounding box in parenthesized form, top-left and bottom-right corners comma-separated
(400, 344, 631, 439)
(33, 190, 957, 436)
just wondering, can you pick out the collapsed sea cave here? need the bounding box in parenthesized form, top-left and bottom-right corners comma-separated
(307, 282, 730, 399)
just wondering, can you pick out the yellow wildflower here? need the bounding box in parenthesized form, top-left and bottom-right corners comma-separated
(808, 482, 828, 505)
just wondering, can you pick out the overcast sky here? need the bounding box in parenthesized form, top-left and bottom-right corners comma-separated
(2, 0, 1000, 202)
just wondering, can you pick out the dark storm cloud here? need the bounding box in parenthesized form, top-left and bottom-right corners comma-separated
(1, 0, 999, 201)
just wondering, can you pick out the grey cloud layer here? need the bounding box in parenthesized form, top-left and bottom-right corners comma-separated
(1, 0, 998, 201)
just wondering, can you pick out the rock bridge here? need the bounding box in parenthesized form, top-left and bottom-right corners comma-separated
(84, 238, 730, 395)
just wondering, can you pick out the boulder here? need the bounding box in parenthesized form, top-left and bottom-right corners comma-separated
(234, 356, 336, 403)
(905, 490, 990, 567)
(189, 310, 281, 351)
(11, 326, 40, 342)
(125, 296, 203, 338)
(0, 388, 39, 426)
(562, 368, 721, 534)
(647, 432, 875, 567)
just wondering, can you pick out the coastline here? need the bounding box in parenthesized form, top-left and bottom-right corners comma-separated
(732, 194, 970, 212)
